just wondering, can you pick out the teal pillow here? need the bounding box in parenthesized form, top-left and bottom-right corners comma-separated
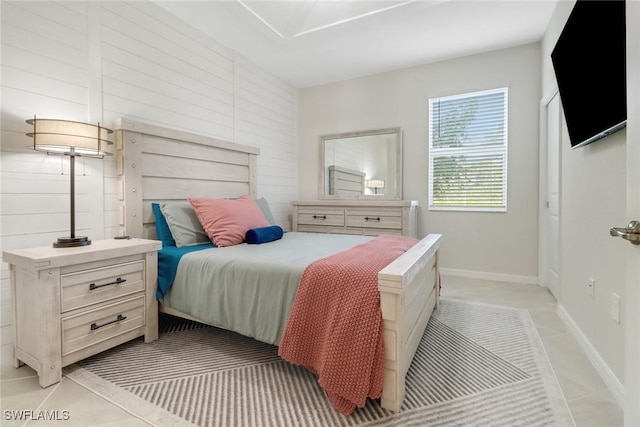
(152, 203, 175, 247)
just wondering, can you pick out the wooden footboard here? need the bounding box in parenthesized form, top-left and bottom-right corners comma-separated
(378, 233, 442, 412)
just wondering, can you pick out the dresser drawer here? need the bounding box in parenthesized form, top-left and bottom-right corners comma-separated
(362, 228, 402, 237)
(61, 261, 145, 312)
(346, 208, 402, 229)
(298, 225, 365, 235)
(297, 225, 330, 234)
(298, 208, 345, 227)
(61, 295, 145, 357)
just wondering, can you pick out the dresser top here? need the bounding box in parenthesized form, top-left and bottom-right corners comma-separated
(292, 200, 418, 208)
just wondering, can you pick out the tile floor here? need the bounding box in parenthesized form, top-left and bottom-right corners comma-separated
(0, 277, 624, 426)
(442, 277, 624, 427)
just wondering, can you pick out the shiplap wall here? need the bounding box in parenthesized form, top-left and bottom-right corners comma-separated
(234, 54, 298, 221)
(0, 0, 298, 338)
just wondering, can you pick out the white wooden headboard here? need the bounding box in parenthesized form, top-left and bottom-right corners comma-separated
(328, 165, 365, 196)
(114, 118, 260, 239)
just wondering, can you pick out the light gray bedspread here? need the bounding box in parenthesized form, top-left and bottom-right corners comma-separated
(162, 232, 373, 345)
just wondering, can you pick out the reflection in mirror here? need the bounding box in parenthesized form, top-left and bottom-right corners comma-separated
(320, 127, 402, 200)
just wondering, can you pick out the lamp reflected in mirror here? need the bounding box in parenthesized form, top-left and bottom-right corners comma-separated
(365, 179, 385, 195)
(26, 116, 113, 248)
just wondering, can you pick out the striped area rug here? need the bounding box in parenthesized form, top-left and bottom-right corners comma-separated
(65, 299, 575, 427)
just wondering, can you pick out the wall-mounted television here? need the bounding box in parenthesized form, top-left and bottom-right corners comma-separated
(551, 0, 626, 149)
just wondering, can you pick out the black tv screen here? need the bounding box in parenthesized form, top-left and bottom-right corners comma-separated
(551, 0, 626, 149)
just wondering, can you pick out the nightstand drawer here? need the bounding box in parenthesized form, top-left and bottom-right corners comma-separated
(346, 208, 402, 229)
(62, 295, 145, 356)
(298, 208, 345, 227)
(61, 261, 145, 312)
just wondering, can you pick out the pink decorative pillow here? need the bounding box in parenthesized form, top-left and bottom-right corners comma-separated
(188, 195, 270, 247)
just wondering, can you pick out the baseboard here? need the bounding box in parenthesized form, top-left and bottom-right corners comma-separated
(439, 268, 539, 285)
(556, 304, 625, 406)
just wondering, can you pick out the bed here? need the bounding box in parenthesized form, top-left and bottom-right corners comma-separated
(114, 118, 442, 413)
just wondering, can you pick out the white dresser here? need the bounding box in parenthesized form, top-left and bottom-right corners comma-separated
(292, 200, 418, 238)
(3, 238, 161, 387)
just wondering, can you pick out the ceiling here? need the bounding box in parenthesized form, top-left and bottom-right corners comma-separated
(156, 0, 559, 89)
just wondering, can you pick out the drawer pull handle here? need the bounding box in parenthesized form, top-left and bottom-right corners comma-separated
(365, 217, 381, 221)
(91, 314, 127, 331)
(312, 215, 327, 220)
(89, 277, 126, 291)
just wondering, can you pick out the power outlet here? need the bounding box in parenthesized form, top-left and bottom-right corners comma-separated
(588, 278, 595, 299)
(611, 293, 621, 323)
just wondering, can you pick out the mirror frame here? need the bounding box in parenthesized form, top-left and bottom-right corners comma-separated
(319, 127, 402, 200)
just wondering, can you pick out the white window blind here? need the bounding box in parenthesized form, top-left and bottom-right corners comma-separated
(428, 87, 508, 212)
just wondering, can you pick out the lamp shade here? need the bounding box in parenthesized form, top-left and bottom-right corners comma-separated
(26, 118, 113, 157)
(26, 117, 113, 248)
(365, 179, 385, 189)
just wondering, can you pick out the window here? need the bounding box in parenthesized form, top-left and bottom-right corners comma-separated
(428, 87, 508, 212)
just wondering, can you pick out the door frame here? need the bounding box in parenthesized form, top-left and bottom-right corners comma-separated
(538, 88, 561, 296)
(624, 1, 640, 424)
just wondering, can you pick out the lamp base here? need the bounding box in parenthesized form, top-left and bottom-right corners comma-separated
(53, 236, 91, 248)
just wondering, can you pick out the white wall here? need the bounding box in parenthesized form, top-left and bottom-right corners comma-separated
(299, 44, 541, 281)
(542, 0, 626, 395)
(0, 1, 298, 339)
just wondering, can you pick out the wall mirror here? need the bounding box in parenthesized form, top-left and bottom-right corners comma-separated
(320, 127, 402, 200)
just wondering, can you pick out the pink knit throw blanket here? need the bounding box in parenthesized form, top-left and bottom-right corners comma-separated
(278, 234, 419, 415)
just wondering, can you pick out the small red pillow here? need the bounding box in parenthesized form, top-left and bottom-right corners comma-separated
(188, 195, 270, 247)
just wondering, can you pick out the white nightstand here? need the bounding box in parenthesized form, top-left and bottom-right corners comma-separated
(3, 238, 162, 387)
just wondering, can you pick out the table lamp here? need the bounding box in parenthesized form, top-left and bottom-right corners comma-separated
(26, 117, 113, 248)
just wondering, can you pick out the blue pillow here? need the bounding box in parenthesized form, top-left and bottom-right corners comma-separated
(245, 225, 284, 244)
(152, 202, 176, 247)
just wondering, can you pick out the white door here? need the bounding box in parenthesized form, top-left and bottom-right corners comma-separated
(623, 2, 640, 424)
(545, 93, 561, 300)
